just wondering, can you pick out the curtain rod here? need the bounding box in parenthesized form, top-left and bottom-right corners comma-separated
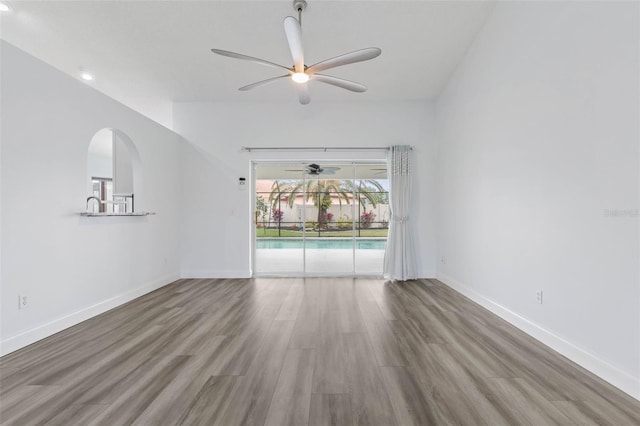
(241, 146, 413, 152)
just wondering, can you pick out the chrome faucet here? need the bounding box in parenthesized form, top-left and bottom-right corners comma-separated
(86, 196, 102, 212)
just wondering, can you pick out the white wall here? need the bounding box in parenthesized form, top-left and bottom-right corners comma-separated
(173, 101, 437, 278)
(87, 154, 112, 181)
(0, 41, 185, 355)
(113, 133, 135, 195)
(436, 2, 639, 398)
(87, 128, 113, 181)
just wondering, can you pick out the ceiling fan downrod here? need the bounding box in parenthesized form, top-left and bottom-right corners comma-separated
(293, 0, 306, 26)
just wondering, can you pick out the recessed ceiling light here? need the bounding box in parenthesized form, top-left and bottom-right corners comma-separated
(0, 3, 11, 12)
(81, 72, 94, 81)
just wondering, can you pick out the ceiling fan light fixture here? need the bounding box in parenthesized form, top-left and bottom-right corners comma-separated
(291, 72, 309, 83)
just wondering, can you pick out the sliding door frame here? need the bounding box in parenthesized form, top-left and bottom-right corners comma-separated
(251, 160, 387, 277)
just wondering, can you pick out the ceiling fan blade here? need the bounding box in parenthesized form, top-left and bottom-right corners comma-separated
(284, 17, 304, 73)
(298, 83, 310, 105)
(306, 47, 381, 74)
(238, 75, 289, 91)
(211, 49, 292, 72)
(312, 74, 367, 92)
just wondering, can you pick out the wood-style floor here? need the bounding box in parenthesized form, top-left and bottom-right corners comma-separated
(1, 278, 639, 425)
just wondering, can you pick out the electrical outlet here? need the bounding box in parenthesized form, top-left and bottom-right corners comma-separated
(18, 295, 29, 309)
(536, 291, 543, 304)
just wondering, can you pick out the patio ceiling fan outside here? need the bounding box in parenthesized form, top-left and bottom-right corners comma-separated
(285, 163, 340, 175)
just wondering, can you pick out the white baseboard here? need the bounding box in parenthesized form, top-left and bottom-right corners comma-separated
(416, 269, 436, 279)
(0, 273, 180, 357)
(436, 272, 640, 401)
(181, 270, 252, 279)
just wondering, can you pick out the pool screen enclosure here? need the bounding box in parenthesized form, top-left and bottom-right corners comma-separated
(253, 161, 389, 277)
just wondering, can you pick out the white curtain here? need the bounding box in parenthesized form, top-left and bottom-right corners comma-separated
(383, 145, 416, 281)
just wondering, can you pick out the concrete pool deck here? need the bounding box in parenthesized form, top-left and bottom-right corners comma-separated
(254, 248, 385, 276)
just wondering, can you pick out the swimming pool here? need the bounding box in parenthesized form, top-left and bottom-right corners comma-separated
(256, 238, 386, 250)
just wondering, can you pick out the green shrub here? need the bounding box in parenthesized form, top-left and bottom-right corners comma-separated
(336, 215, 352, 230)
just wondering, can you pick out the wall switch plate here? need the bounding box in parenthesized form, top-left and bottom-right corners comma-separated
(536, 291, 543, 304)
(18, 295, 29, 309)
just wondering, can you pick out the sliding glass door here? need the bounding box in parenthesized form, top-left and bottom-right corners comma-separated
(253, 161, 388, 277)
(304, 173, 355, 275)
(354, 163, 389, 274)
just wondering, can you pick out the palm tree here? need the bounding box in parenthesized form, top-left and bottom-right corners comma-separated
(269, 178, 385, 229)
(343, 179, 387, 210)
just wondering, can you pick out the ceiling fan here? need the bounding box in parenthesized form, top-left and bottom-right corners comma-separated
(285, 163, 340, 175)
(211, 0, 381, 105)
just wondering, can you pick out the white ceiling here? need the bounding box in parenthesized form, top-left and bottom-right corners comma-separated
(0, 1, 495, 125)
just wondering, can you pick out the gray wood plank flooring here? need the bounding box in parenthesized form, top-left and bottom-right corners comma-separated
(1, 277, 639, 425)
